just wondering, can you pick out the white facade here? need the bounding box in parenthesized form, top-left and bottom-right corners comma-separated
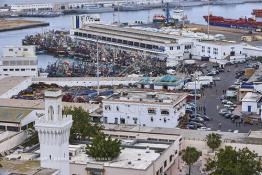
(241, 92, 262, 114)
(10, 4, 54, 12)
(193, 40, 245, 61)
(35, 90, 72, 175)
(0, 46, 38, 77)
(102, 91, 187, 128)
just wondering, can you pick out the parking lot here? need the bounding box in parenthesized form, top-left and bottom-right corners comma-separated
(196, 63, 262, 133)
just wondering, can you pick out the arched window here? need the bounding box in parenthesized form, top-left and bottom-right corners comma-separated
(48, 106, 54, 120)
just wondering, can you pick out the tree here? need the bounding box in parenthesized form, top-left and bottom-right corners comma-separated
(205, 146, 262, 175)
(181, 147, 201, 175)
(64, 106, 102, 142)
(206, 133, 222, 152)
(86, 133, 121, 161)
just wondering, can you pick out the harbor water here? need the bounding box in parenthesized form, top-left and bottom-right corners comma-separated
(0, 2, 261, 69)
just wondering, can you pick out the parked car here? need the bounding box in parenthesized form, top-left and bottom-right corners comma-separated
(219, 108, 229, 115)
(189, 118, 204, 123)
(213, 77, 221, 81)
(222, 100, 228, 104)
(226, 101, 233, 105)
(187, 124, 196, 129)
(201, 115, 210, 121)
(224, 113, 232, 119)
(188, 121, 205, 128)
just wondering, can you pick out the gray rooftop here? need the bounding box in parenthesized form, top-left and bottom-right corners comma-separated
(0, 107, 33, 123)
(77, 23, 179, 44)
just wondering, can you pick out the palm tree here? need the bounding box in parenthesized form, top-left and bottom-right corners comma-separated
(181, 147, 201, 175)
(206, 133, 222, 152)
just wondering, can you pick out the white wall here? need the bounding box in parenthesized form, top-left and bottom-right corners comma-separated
(242, 101, 258, 113)
(0, 131, 28, 154)
(102, 100, 186, 128)
(32, 77, 139, 87)
(193, 41, 244, 60)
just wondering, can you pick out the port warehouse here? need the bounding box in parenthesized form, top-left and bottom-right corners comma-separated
(70, 23, 250, 64)
(9, 0, 124, 12)
(70, 24, 194, 61)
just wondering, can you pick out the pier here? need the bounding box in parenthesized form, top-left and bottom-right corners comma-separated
(0, 19, 49, 32)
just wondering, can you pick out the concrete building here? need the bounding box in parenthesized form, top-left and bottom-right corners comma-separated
(0, 46, 38, 77)
(102, 90, 187, 128)
(35, 89, 72, 175)
(70, 132, 182, 175)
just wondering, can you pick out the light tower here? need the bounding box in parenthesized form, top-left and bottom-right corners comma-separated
(35, 89, 72, 175)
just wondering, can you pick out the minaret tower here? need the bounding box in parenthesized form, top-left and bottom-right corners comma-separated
(35, 89, 72, 175)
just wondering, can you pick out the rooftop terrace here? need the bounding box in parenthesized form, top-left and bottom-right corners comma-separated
(104, 90, 187, 105)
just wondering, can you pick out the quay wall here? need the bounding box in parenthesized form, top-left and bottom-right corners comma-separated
(0, 22, 49, 32)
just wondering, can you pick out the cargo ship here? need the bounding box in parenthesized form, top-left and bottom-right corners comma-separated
(252, 9, 262, 17)
(203, 15, 262, 30)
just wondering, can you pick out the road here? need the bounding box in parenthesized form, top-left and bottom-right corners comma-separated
(196, 63, 262, 133)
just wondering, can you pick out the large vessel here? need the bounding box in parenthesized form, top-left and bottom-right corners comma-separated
(252, 9, 262, 17)
(203, 15, 262, 30)
(63, 4, 114, 14)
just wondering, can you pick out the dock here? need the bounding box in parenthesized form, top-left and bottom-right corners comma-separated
(0, 19, 49, 32)
(187, 23, 262, 46)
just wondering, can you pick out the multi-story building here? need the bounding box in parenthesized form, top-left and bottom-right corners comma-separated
(102, 90, 187, 128)
(10, 3, 54, 12)
(70, 22, 195, 66)
(0, 46, 38, 77)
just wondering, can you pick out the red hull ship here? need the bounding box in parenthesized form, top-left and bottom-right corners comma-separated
(252, 9, 262, 17)
(203, 15, 262, 30)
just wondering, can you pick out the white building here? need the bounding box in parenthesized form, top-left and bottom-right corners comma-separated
(102, 90, 187, 128)
(192, 40, 246, 62)
(35, 89, 72, 175)
(0, 46, 38, 77)
(10, 3, 54, 12)
(70, 131, 182, 175)
(241, 92, 262, 115)
(70, 23, 195, 66)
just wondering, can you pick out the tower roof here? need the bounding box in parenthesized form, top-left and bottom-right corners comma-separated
(44, 89, 62, 98)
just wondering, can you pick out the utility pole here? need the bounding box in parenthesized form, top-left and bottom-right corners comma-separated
(194, 75, 197, 118)
(208, 0, 210, 39)
(96, 38, 100, 96)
